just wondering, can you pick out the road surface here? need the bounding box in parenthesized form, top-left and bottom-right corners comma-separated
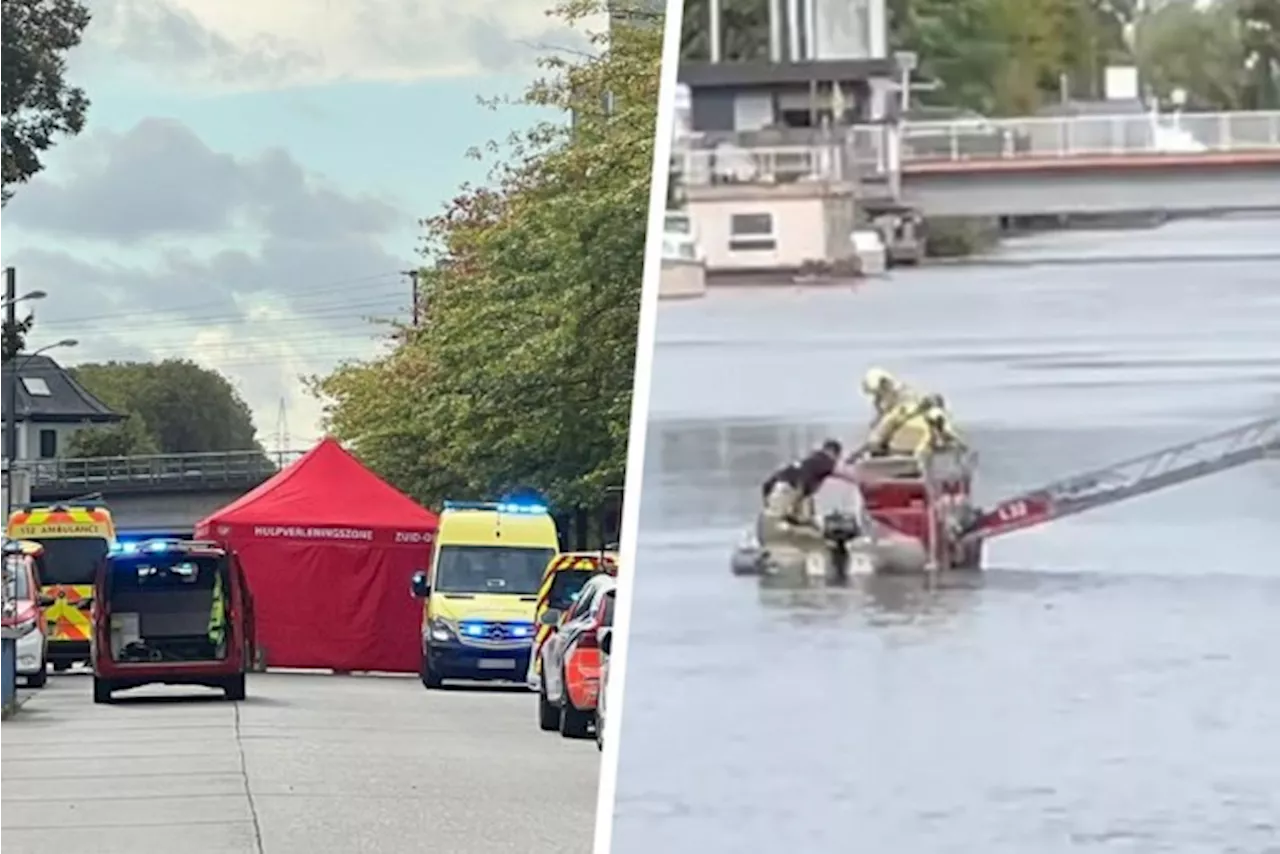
(2, 671, 600, 854)
(611, 217, 1280, 853)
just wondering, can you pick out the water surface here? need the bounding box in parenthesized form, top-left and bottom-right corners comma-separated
(612, 219, 1280, 854)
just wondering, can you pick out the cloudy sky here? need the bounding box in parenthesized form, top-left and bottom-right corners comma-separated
(3, 0, 591, 447)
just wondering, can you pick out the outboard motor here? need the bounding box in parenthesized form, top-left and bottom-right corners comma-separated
(822, 511, 863, 582)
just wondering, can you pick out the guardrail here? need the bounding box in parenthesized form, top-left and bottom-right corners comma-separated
(670, 111, 1280, 185)
(16, 449, 306, 493)
(897, 110, 1280, 163)
(672, 143, 850, 186)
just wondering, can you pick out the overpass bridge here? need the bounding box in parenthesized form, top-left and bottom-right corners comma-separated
(8, 450, 304, 532)
(672, 110, 1280, 217)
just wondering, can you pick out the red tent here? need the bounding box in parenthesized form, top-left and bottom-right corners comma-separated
(195, 438, 438, 674)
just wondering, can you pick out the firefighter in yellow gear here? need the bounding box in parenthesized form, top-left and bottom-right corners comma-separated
(208, 571, 226, 651)
(860, 393, 964, 460)
(920, 394, 964, 452)
(860, 367, 917, 422)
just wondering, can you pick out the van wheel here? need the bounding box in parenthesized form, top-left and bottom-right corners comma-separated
(223, 674, 246, 702)
(53, 661, 71, 673)
(538, 675, 560, 732)
(27, 660, 47, 689)
(595, 710, 603, 751)
(93, 678, 114, 705)
(420, 652, 443, 689)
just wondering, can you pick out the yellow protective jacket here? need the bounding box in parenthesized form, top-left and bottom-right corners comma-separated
(867, 399, 960, 457)
(208, 573, 226, 646)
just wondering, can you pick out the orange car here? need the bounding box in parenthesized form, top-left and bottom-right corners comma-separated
(535, 572, 616, 738)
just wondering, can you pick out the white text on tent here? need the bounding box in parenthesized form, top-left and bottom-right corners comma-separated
(253, 526, 375, 540)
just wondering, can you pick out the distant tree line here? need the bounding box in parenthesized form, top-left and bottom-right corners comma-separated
(680, 0, 1279, 114)
(67, 360, 261, 459)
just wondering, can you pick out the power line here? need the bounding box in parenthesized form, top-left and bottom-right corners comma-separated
(30, 270, 405, 328)
(34, 297, 410, 331)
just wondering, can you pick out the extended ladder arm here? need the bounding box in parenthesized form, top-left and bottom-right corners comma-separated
(962, 415, 1280, 543)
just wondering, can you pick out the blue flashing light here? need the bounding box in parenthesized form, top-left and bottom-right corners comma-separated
(497, 502, 548, 515)
(458, 621, 535, 639)
(110, 541, 140, 555)
(442, 500, 549, 516)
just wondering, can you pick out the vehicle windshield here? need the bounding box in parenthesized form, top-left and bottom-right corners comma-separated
(3, 556, 31, 599)
(547, 569, 599, 611)
(433, 545, 556, 595)
(34, 537, 109, 585)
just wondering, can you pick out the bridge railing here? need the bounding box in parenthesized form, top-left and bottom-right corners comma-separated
(895, 110, 1280, 164)
(18, 449, 306, 492)
(670, 111, 1280, 185)
(671, 143, 850, 186)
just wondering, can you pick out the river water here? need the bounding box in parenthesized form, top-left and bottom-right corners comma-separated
(610, 218, 1280, 854)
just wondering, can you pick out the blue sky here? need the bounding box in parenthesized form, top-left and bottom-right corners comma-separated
(3, 0, 592, 443)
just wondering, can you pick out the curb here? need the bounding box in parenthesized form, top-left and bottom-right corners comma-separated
(1, 693, 31, 721)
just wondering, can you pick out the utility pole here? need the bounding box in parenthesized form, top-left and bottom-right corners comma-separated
(403, 269, 422, 327)
(3, 268, 17, 520)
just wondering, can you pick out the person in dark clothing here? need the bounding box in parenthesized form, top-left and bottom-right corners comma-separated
(760, 440, 843, 503)
(761, 462, 801, 502)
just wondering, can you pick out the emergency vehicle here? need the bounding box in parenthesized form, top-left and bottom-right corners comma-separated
(93, 539, 256, 704)
(535, 571, 616, 738)
(527, 550, 618, 689)
(6, 502, 116, 669)
(409, 499, 559, 688)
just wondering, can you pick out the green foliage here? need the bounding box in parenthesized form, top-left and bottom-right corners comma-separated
(923, 216, 1000, 258)
(681, 0, 1266, 114)
(682, 0, 770, 61)
(69, 360, 260, 454)
(66, 413, 159, 458)
(314, 0, 660, 513)
(1238, 0, 1279, 108)
(1, 0, 92, 205)
(2, 313, 34, 362)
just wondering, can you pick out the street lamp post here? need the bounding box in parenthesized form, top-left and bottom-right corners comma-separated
(0, 268, 70, 522)
(3, 336, 79, 520)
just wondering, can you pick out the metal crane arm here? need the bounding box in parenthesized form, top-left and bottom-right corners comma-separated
(962, 415, 1280, 542)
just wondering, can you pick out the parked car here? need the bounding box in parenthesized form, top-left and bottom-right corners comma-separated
(596, 626, 613, 751)
(2, 538, 49, 687)
(536, 573, 616, 738)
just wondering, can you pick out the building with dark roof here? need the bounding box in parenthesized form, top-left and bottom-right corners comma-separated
(1, 354, 123, 462)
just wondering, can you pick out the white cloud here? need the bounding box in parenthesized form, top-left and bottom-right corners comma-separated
(7, 117, 415, 442)
(82, 0, 602, 92)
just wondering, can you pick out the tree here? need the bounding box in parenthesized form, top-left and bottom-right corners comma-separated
(1134, 0, 1250, 110)
(1240, 0, 1280, 108)
(681, 0, 771, 61)
(66, 413, 159, 458)
(2, 0, 92, 205)
(69, 360, 260, 454)
(2, 313, 34, 362)
(315, 0, 659, 520)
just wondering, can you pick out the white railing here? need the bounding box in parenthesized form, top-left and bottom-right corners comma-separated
(671, 143, 850, 186)
(670, 111, 1280, 185)
(897, 110, 1280, 163)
